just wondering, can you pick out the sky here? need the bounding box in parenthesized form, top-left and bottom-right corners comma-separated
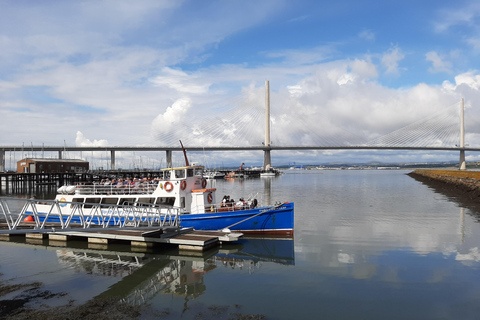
(3, 0, 480, 168)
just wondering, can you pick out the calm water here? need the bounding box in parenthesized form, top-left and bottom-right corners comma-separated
(2, 170, 480, 319)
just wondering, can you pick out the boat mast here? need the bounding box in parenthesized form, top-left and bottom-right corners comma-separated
(179, 140, 190, 167)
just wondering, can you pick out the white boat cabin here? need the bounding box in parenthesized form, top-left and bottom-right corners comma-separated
(55, 165, 216, 214)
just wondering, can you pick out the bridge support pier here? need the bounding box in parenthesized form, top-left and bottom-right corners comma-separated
(58, 151, 62, 159)
(110, 150, 115, 170)
(166, 150, 172, 168)
(263, 149, 271, 170)
(460, 150, 466, 170)
(0, 149, 5, 172)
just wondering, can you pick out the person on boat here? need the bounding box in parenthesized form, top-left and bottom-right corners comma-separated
(221, 196, 228, 207)
(236, 198, 245, 209)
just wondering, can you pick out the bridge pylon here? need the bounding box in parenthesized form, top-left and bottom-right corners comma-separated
(263, 80, 272, 170)
(460, 98, 466, 170)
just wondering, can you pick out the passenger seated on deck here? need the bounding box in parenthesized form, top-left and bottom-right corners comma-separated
(221, 195, 230, 207)
(235, 198, 245, 209)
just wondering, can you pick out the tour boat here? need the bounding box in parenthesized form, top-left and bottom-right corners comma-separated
(36, 164, 294, 235)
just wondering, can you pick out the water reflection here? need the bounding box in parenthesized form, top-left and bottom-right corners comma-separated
(51, 237, 295, 307)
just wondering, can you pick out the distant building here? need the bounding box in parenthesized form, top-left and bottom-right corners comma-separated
(17, 158, 89, 173)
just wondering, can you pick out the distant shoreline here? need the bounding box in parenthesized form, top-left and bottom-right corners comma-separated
(408, 169, 480, 200)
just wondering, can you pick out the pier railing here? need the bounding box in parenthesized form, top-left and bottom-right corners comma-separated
(61, 183, 158, 195)
(0, 197, 180, 234)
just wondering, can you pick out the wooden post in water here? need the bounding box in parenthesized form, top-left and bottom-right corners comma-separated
(460, 98, 466, 170)
(263, 80, 272, 170)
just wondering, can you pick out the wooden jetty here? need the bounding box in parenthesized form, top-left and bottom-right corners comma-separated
(0, 223, 242, 252)
(0, 197, 242, 252)
(0, 168, 278, 194)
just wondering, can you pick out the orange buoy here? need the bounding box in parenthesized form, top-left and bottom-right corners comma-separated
(24, 216, 34, 222)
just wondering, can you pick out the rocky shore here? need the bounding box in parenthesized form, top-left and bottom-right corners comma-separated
(408, 169, 480, 201)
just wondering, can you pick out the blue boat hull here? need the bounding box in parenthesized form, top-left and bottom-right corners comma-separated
(179, 202, 294, 235)
(27, 202, 294, 235)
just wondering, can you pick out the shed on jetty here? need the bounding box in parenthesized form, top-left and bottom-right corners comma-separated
(17, 158, 89, 173)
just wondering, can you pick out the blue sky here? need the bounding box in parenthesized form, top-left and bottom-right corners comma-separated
(2, 0, 480, 168)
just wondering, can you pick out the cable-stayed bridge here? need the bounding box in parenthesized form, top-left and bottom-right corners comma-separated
(0, 84, 477, 171)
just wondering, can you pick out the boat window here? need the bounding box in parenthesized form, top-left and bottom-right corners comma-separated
(157, 197, 176, 206)
(180, 197, 185, 208)
(71, 198, 84, 208)
(164, 171, 170, 179)
(194, 168, 203, 176)
(187, 169, 194, 177)
(137, 197, 156, 207)
(175, 169, 185, 179)
(101, 197, 119, 205)
(83, 198, 101, 208)
(119, 198, 135, 206)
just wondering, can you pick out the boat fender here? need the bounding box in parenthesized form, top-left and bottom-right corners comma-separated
(65, 186, 76, 194)
(202, 179, 207, 188)
(180, 180, 187, 190)
(24, 215, 34, 222)
(57, 186, 67, 194)
(207, 193, 213, 203)
(165, 181, 173, 192)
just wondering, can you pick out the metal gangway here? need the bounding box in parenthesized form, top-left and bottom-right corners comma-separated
(0, 197, 181, 234)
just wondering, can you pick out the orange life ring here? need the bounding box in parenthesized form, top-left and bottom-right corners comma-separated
(164, 181, 173, 192)
(207, 193, 213, 203)
(180, 180, 187, 190)
(202, 179, 207, 188)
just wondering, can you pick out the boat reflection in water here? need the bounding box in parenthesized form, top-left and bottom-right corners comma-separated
(55, 237, 294, 306)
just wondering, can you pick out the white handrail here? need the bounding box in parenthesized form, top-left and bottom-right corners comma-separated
(0, 197, 180, 234)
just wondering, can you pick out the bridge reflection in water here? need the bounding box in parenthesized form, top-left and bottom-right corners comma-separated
(54, 237, 294, 307)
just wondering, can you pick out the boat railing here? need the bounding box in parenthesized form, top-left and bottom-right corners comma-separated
(0, 197, 180, 233)
(72, 183, 158, 195)
(211, 202, 257, 213)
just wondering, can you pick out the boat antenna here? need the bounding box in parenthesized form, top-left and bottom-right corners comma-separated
(179, 140, 190, 166)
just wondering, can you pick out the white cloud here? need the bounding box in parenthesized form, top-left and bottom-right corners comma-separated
(264, 45, 336, 65)
(150, 68, 211, 94)
(453, 71, 480, 90)
(434, 2, 480, 33)
(75, 131, 108, 147)
(151, 97, 192, 144)
(2, 1, 480, 166)
(381, 45, 405, 75)
(426, 51, 453, 73)
(358, 29, 375, 41)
